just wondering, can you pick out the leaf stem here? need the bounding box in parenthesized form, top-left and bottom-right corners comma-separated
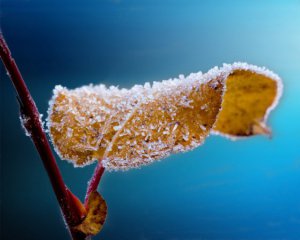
(85, 162, 105, 207)
(0, 33, 85, 239)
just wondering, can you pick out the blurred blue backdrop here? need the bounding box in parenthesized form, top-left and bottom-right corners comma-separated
(1, 0, 300, 239)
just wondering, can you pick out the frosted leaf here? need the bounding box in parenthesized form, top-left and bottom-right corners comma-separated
(73, 191, 107, 235)
(47, 62, 282, 170)
(212, 69, 282, 138)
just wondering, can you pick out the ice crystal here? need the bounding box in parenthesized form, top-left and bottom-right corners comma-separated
(20, 115, 31, 137)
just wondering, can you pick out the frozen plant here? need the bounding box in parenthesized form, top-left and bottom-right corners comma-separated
(0, 33, 282, 240)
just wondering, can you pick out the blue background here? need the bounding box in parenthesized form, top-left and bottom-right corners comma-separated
(1, 1, 300, 239)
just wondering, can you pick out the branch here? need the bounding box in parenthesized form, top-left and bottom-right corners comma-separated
(0, 33, 85, 240)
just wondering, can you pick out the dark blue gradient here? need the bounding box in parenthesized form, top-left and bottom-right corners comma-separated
(1, 1, 300, 239)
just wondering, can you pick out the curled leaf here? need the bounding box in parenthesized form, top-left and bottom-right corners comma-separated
(47, 62, 282, 170)
(213, 69, 281, 138)
(73, 191, 107, 236)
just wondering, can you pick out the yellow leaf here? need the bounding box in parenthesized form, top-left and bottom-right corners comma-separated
(103, 78, 223, 169)
(213, 69, 281, 138)
(47, 63, 282, 170)
(73, 191, 107, 236)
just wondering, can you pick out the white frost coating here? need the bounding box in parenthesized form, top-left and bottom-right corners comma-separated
(19, 113, 45, 137)
(19, 115, 31, 137)
(39, 114, 45, 130)
(47, 62, 282, 170)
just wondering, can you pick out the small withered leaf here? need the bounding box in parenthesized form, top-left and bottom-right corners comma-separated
(47, 62, 282, 170)
(73, 191, 107, 236)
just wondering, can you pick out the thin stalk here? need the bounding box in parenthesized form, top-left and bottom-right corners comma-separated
(85, 162, 105, 206)
(0, 33, 85, 240)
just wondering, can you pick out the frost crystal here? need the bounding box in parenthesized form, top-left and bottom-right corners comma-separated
(20, 115, 31, 137)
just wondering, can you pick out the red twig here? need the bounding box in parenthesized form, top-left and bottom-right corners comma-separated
(85, 161, 105, 206)
(0, 33, 85, 240)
